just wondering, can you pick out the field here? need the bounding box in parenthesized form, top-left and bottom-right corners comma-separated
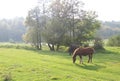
(0, 44, 120, 81)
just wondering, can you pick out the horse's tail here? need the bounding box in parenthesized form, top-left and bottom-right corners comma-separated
(72, 48, 79, 57)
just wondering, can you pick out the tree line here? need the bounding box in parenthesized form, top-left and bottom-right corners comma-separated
(0, 17, 119, 44)
(0, 0, 119, 49)
(23, 0, 100, 51)
(0, 17, 25, 42)
(97, 21, 120, 39)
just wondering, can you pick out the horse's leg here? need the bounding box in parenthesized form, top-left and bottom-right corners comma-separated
(88, 54, 91, 63)
(88, 54, 93, 63)
(90, 54, 93, 63)
(79, 55, 83, 64)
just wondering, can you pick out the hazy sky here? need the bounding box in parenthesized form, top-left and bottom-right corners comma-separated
(0, 0, 38, 19)
(0, 0, 120, 21)
(84, 0, 120, 21)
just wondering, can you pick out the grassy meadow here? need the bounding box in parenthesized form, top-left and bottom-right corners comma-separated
(0, 43, 120, 81)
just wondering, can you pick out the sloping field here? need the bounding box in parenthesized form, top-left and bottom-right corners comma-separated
(0, 47, 120, 81)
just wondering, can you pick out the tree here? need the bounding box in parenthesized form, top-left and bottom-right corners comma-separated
(24, 0, 101, 51)
(23, 7, 44, 50)
(43, 0, 68, 51)
(65, 0, 84, 43)
(43, 18, 66, 51)
(73, 11, 100, 45)
(43, 0, 100, 51)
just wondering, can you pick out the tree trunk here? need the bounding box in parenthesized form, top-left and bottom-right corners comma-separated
(39, 34, 42, 50)
(36, 45, 40, 50)
(48, 43, 55, 51)
(56, 44, 60, 51)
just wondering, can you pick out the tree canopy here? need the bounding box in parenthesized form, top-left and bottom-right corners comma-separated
(24, 0, 101, 50)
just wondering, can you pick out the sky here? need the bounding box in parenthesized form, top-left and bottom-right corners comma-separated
(0, 0, 120, 21)
(83, 0, 120, 21)
(0, 0, 38, 19)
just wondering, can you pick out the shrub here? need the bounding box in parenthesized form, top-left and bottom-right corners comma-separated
(107, 35, 120, 47)
(94, 37, 104, 50)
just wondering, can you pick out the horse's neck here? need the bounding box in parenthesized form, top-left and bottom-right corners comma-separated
(72, 54, 77, 58)
(72, 52, 76, 58)
(72, 48, 79, 58)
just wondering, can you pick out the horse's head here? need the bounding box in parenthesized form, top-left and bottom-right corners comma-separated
(72, 48, 79, 63)
(72, 56, 76, 63)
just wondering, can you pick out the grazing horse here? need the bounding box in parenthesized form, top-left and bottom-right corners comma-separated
(72, 47, 94, 64)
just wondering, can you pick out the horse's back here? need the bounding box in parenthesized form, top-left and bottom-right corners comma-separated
(76, 47, 94, 55)
(84, 47, 94, 52)
(83, 47, 94, 53)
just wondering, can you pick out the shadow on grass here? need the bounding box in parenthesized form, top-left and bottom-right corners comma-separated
(75, 63, 106, 71)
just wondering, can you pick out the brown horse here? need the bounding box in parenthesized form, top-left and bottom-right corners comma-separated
(72, 47, 94, 64)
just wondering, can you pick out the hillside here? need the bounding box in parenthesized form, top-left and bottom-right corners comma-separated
(97, 21, 120, 39)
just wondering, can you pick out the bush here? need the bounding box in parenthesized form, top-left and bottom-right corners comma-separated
(94, 37, 104, 50)
(107, 35, 120, 47)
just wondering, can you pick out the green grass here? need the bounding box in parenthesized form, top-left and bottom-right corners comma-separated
(0, 45, 120, 81)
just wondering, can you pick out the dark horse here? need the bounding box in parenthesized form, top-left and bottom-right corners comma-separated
(72, 47, 94, 64)
(68, 44, 79, 55)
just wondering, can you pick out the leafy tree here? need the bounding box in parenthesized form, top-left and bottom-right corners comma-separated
(43, 0, 100, 51)
(24, 0, 101, 51)
(43, 18, 66, 51)
(73, 11, 100, 45)
(107, 35, 120, 46)
(23, 7, 45, 50)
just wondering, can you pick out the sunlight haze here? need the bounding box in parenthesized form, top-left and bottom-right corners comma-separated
(83, 0, 120, 21)
(0, 0, 37, 19)
(0, 0, 120, 21)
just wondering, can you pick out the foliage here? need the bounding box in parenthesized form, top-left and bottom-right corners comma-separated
(0, 18, 25, 42)
(42, 0, 100, 51)
(107, 35, 120, 46)
(43, 18, 66, 51)
(23, 7, 46, 50)
(0, 43, 35, 50)
(0, 0, 101, 51)
(0, 47, 120, 81)
(93, 37, 104, 50)
(73, 12, 100, 44)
